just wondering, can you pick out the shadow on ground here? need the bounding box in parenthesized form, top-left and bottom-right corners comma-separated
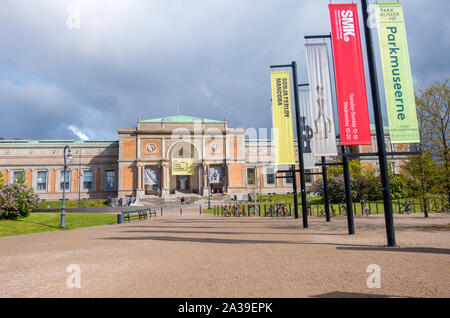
(311, 291, 407, 298)
(337, 246, 450, 255)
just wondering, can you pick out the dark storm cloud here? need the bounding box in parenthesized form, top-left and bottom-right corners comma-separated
(0, 0, 448, 140)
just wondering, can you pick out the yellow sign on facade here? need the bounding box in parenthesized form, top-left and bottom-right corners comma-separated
(271, 71, 296, 165)
(172, 158, 194, 176)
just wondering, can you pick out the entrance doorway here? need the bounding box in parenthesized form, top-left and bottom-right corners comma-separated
(176, 175, 190, 191)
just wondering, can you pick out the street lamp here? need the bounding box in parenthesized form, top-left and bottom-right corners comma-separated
(61, 145, 74, 228)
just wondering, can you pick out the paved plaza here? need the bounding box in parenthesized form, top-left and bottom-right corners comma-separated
(0, 209, 449, 298)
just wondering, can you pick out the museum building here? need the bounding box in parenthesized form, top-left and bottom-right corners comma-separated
(0, 115, 408, 203)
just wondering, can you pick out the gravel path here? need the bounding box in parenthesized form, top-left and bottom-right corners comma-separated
(0, 210, 449, 298)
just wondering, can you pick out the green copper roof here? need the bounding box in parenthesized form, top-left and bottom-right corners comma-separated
(140, 115, 225, 124)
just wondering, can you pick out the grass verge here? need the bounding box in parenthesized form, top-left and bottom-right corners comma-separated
(0, 213, 117, 237)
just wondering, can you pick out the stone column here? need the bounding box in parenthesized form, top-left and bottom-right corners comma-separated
(161, 163, 170, 197)
(202, 164, 209, 196)
(136, 165, 145, 200)
(198, 164, 203, 195)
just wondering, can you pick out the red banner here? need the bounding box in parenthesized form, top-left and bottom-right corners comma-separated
(329, 3, 372, 145)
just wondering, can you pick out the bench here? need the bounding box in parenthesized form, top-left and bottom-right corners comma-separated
(121, 208, 157, 223)
(122, 209, 147, 222)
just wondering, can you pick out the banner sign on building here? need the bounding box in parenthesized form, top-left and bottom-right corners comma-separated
(298, 89, 317, 169)
(329, 3, 372, 145)
(375, 2, 420, 144)
(305, 43, 339, 156)
(209, 166, 223, 184)
(270, 71, 296, 166)
(172, 158, 194, 175)
(144, 168, 158, 186)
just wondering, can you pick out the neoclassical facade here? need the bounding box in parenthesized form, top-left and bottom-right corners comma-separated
(0, 115, 409, 203)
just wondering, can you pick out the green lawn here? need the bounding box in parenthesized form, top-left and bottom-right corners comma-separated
(0, 213, 117, 237)
(38, 200, 109, 209)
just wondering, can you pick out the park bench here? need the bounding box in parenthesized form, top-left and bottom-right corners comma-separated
(148, 208, 157, 217)
(121, 208, 157, 223)
(122, 209, 148, 222)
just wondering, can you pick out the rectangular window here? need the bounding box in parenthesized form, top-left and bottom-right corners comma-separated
(83, 170, 93, 189)
(105, 170, 115, 190)
(285, 173, 293, 184)
(247, 168, 256, 186)
(265, 167, 276, 186)
(305, 169, 313, 183)
(37, 171, 47, 190)
(60, 171, 70, 190)
(13, 171, 25, 183)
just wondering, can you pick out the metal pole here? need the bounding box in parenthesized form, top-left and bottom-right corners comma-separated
(78, 148, 81, 208)
(292, 61, 309, 228)
(322, 157, 331, 222)
(208, 185, 211, 209)
(291, 165, 299, 219)
(60, 146, 68, 228)
(361, 0, 396, 246)
(342, 145, 355, 234)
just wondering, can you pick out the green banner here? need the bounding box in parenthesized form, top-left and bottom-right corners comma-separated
(376, 2, 420, 144)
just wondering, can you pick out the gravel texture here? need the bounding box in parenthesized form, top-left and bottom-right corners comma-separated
(0, 209, 449, 298)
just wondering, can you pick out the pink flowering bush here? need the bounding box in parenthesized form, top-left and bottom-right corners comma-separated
(0, 183, 40, 220)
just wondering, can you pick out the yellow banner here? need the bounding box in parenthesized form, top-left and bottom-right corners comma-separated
(271, 71, 296, 165)
(172, 158, 194, 176)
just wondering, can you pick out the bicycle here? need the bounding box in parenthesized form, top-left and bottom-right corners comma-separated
(224, 204, 234, 217)
(277, 203, 289, 217)
(248, 205, 258, 216)
(398, 200, 413, 214)
(338, 203, 347, 216)
(311, 205, 325, 217)
(266, 204, 275, 217)
(430, 201, 449, 213)
(234, 204, 245, 217)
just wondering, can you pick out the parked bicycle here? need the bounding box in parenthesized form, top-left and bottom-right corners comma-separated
(248, 205, 258, 216)
(398, 200, 413, 214)
(224, 204, 245, 217)
(266, 203, 289, 217)
(308, 204, 325, 217)
(430, 201, 449, 213)
(276, 203, 289, 217)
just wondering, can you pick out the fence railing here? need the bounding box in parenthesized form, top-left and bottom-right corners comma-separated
(211, 199, 449, 217)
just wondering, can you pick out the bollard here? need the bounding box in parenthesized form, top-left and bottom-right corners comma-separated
(161, 206, 163, 216)
(180, 206, 182, 215)
(199, 204, 202, 215)
(376, 201, 379, 214)
(117, 213, 124, 224)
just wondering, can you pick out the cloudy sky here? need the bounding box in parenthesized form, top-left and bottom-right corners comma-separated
(0, 0, 448, 140)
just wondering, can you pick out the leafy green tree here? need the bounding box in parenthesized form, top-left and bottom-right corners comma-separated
(415, 79, 449, 205)
(328, 159, 363, 178)
(403, 152, 438, 217)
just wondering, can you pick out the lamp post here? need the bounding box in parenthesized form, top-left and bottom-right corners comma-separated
(61, 145, 74, 228)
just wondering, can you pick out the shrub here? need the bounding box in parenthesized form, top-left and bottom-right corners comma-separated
(389, 174, 406, 200)
(0, 183, 40, 220)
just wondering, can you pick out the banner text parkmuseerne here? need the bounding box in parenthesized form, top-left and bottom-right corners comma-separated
(375, 2, 420, 144)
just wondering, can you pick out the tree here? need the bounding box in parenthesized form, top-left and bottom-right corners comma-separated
(403, 152, 438, 217)
(415, 79, 450, 204)
(327, 159, 363, 178)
